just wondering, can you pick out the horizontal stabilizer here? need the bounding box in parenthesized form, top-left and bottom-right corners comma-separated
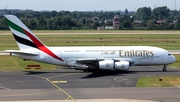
(5, 50, 39, 56)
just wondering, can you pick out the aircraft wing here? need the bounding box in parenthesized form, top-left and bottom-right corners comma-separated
(75, 58, 99, 68)
(75, 58, 136, 68)
(5, 50, 39, 56)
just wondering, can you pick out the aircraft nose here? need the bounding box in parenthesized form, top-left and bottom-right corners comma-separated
(173, 55, 176, 62)
(172, 55, 176, 63)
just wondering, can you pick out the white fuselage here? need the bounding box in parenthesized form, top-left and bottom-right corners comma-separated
(14, 46, 176, 70)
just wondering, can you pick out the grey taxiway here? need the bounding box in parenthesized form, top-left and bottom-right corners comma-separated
(0, 66, 180, 102)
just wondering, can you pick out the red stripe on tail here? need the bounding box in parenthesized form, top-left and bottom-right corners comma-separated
(22, 29, 64, 62)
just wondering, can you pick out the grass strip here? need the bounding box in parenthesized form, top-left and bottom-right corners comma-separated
(0, 56, 57, 71)
(137, 76, 180, 87)
(0, 34, 180, 50)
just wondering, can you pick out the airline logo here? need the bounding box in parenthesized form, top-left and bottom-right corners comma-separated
(119, 50, 154, 57)
(5, 17, 64, 62)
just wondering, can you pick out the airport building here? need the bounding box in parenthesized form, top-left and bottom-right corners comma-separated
(113, 15, 120, 29)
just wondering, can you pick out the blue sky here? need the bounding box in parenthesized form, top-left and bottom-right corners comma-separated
(0, 0, 179, 11)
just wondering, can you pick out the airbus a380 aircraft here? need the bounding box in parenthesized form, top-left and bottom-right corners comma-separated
(4, 15, 176, 72)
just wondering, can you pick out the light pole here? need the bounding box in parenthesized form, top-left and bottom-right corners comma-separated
(175, 0, 176, 10)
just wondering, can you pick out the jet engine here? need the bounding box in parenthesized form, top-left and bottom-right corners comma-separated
(114, 61, 129, 70)
(98, 60, 130, 70)
(99, 60, 114, 70)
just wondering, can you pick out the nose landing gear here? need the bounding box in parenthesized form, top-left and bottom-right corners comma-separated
(163, 65, 167, 72)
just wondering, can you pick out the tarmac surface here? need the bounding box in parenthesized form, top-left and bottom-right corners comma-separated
(0, 66, 180, 102)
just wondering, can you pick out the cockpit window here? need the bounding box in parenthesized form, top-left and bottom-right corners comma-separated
(168, 54, 171, 56)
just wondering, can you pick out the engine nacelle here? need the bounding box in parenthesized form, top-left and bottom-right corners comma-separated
(114, 61, 129, 70)
(99, 60, 114, 69)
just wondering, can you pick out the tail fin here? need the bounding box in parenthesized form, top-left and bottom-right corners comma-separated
(5, 15, 64, 62)
(4, 15, 45, 50)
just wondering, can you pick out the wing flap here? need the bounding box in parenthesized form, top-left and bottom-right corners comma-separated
(77, 58, 98, 61)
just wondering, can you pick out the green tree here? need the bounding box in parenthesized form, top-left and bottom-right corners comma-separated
(0, 17, 8, 30)
(90, 22, 99, 29)
(152, 6, 170, 20)
(174, 11, 180, 20)
(121, 20, 132, 29)
(124, 9, 129, 15)
(174, 20, 180, 30)
(135, 7, 152, 21)
(37, 17, 47, 30)
(51, 11, 57, 17)
(168, 10, 177, 20)
(147, 20, 155, 30)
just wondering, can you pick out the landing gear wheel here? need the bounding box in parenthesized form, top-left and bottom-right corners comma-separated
(83, 68, 93, 72)
(163, 68, 167, 72)
(92, 69, 99, 73)
(83, 69, 88, 72)
(163, 65, 167, 72)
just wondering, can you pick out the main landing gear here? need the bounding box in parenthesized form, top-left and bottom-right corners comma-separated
(83, 68, 99, 73)
(163, 65, 167, 72)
